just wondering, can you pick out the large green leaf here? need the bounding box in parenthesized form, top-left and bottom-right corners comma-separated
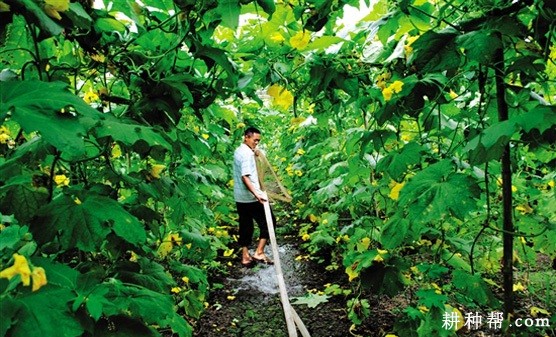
(0, 81, 100, 160)
(95, 114, 172, 150)
(213, 0, 241, 29)
(102, 281, 192, 337)
(33, 193, 146, 251)
(8, 285, 84, 337)
(376, 142, 424, 180)
(380, 216, 412, 249)
(12, 0, 63, 36)
(456, 30, 503, 65)
(464, 105, 556, 165)
(398, 160, 480, 223)
(451, 270, 498, 306)
(464, 120, 517, 165)
(117, 258, 175, 293)
(256, 0, 276, 17)
(408, 29, 460, 73)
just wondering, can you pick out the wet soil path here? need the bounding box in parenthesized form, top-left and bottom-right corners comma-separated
(191, 243, 369, 337)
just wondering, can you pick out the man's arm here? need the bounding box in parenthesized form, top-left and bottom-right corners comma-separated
(241, 175, 266, 203)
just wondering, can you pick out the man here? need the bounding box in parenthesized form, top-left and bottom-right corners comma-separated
(233, 127, 274, 267)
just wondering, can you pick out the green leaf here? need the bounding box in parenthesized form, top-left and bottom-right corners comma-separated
(9, 285, 84, 337)
(94, 18, 127, 34)
(408, 29, 460, 73)
(464, 120, 517, 165)
(0, 179, 49, 223)
(33, 193, 146, 251)
(256, 0, 276, 17)
(0, 224, 29, 252)
(0, 80, 100, 159)
(0, 297, 20, 336)
(101, 281, 192, 336)
(416, 289, 448, 309)
(95, 114, 172, 150)
(381, 216, 411, 249)
(66, 2, 93, 29)
(398, 160, 480, 222)
(214, 0, 241, 29)
(456, 30, 503, 65)
(305, 36, 346, 52)
(376, 142, 423, 180)
(30, 257, 79, 289)
(515, 104, 556, 134)
(451, 270, 497, 306)
(13, 0, 63, 36)
(118, 258, 175, 293)
(291, 293, 330, 308)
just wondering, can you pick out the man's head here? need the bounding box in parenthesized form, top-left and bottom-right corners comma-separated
(243, 127, 261, 149)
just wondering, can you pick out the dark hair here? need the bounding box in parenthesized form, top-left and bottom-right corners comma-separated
(244, 127, 261, 136)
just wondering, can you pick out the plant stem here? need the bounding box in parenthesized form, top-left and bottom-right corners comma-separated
(493, 32, 514, 328)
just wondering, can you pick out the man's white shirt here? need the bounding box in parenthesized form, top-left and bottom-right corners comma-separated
(233, 143, 263, 202)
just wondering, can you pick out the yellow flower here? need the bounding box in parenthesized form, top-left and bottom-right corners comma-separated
(389, 181, 405, 200)
(404, 35, 419, 54)
(449, 89, 458, 99)
(548, 180, 555, 188)
(168, 233, 182, 246)
(54, 174, 70, 186)
(267, 84, 294, 110)
(360, 237, 371, 250)
(0, 254, 31, 286)
(227, 295, 236, 300)
(373, 255, 384, 262)
(513, 282, 526, 292)
(0, 133, 10, 144)
(309, 214, 318, 223)
(129, 251, 138, 262)
(382, 81, 404, 101)
(301, 233, 310, 241)
(182, 276, 190, 284)
(390, 80, 404, 93)
(270, 32, 285, 43)
(530, 306, 550, 317)
(290, 30, 310, 50)
(74, 197, 82, 205)
(202, 133, 209, 140)
(223, 249, 234, 257)
(171, 287, 182, 293)
(382, 86, 393, 101)
(158, 241, 173, 257)
(237, 122, 246, 129)
(296, 148, 305, 155)
(31, 267, 47, 291)
(90, 53, 106, 63)
(515, 204, 533, 214)
(111, 143, 122, 158)
(294, 169, 303, 177)
(150, 164, 166, 179)
(43, 0, 69, 20)
(345, 265, 359, 282)
(83, 90, 99, 104)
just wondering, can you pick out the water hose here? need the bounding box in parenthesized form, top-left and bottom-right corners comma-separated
(263, 195, 311, 337)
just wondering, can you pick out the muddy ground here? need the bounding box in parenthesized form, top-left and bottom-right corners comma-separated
(190, 240, 400, 337)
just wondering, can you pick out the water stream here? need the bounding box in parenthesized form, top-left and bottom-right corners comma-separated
(227, 244, 307, 297)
